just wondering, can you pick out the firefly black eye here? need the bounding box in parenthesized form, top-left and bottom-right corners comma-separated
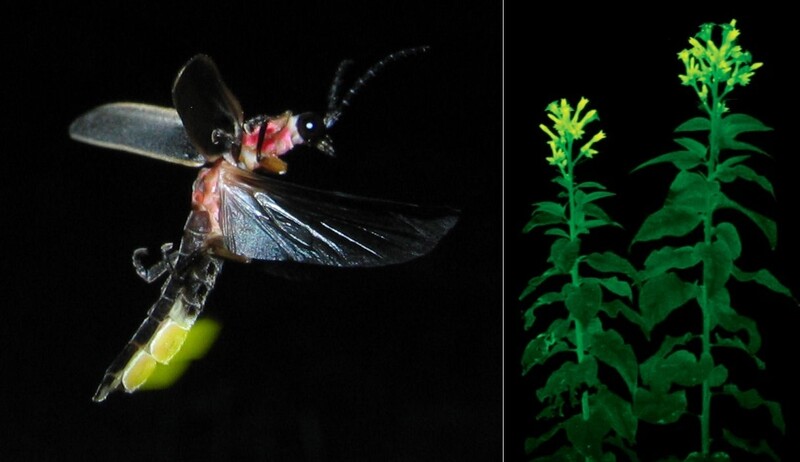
(296, 112, 326, 142)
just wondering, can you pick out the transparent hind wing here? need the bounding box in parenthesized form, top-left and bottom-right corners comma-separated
(217, 163, 458, 267)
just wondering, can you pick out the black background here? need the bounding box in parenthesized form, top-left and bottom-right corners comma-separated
(2, 2, 499, 461)
(6, 3, 800, 462)
(506, 7, 800, 462)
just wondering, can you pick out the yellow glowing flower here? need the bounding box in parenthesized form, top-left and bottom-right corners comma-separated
(540, 98, 604, 167)
(677, 19, 760, 103)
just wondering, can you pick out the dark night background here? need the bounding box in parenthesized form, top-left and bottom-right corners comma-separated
(1, 2, 499, 461)
(6, 3, 800, 462)
(506, 7, 800, 462)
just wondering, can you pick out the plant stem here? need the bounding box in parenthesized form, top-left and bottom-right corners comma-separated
(565, 142, 592, 461)
(699, 85, 723, 457)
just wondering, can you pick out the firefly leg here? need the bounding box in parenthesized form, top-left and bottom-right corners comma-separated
(211, 128, 238, 148)
(242, 114, 268, 133)
(132, 243, 179, 283)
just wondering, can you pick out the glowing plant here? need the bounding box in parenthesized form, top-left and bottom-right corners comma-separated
(520, 20, 792, 461)
(520, 98, 640, 460)
(631, 20, 789, 460)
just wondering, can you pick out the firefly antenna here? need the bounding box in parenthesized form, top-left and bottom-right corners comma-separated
(326, 59, 354, 118)
(324, 46, 430, 128)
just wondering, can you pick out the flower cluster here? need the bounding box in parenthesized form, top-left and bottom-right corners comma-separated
(678, 19, 762, 112)
(539, 98, 605, 170)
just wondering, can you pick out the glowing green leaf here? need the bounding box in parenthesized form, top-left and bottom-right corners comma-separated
(521, 337, 568, 375)
(722, 429, 779, 461)
(652, 333, 694, 358)
(524, 201, 566, 233)
(523, 214, 562, 233)
(715, 306, 762, 353)
(520, 268, 557, 301)
(668, 170, 719, 211)
(589, 329, 638, 394)
(717, 194, 777, 249)
(634, 172, 718, 243)
(577, 181, 607, 190)
(722, 113, 771, 134)
(565, 279, 602, 325)
(583, 203, 619, 229)
(602, 300, 646, 333)
(641, 245, 701, 280)
(593, 276, 632, 300)
(674, 137, 708, 154)
(524, 425, 562, 456)
(639, 273, 698, 333)
(731, 266, 792, 297)
(642, 350, 711, 390)
(576, 190, 615, 205)
(640, 333, 695, 375)
(544, 228, 570, 239)
(552, 176, 570, 190)
(713, 334, 765, 369)
(714, 222, 741, 259)
(549, 238, 580, 274)
(724, 384, 785, 432)
(716, 163, 775, 197)
(537, 357, 599, 403)
(593, 387, 637, 443)
(675, 116, 711, 132)
(585, 219, 618, 231)
(530, 445, 582, 462)
(633, 387, 686, 424)
(708, 363, 729, 387)
(696, 241, 733, 298)
(585, 251, 637, 278)
(724, 139, 768, 156)
(720, 114, 772, 156)
(631, 133, 709, 173)
(583, 203, 614, 221)
(717, 154, 750, 169)
(631, 149, 704, 172)
(633, 206, 702, 244)
(685, 451, 732, 461)
(533, 200, 567, 217)
(523, 289, 567, 329)
(564, 412, 606, 460)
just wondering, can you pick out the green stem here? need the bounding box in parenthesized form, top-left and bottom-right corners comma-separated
(699, 84, 723, 456)
(565, 142, 592, 461)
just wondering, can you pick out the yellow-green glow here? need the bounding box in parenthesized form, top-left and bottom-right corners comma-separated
(122, 351, 158, 392)
(677, 19, 761, 112)
(149, 320, 189, 364)
(539, 97, 604, 169)
(140, 318, 222, 391)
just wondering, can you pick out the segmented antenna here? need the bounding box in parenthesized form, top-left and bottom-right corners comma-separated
(326, 59, 354, 118)
(324, 46, 430, 128)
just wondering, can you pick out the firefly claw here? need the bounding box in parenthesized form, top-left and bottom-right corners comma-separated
(131, 243, 177, 283)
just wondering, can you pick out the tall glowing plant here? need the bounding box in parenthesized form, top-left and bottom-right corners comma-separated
(631, 20, 790, 460)
(520, 99, 640, 460)
(520, 20, 792, 461)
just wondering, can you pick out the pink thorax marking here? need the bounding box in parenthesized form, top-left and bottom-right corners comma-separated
(191, 162, 223, 237)
(239, 111, 302, 174)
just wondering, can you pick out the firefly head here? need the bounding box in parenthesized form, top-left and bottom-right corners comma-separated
(233, 47, 430, 174)
(295, 112, 334, 156)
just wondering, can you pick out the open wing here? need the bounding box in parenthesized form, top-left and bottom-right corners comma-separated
(68, 103, 205, 166)
(217, 163, 458, 267)
(172, 54, 244, 161)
